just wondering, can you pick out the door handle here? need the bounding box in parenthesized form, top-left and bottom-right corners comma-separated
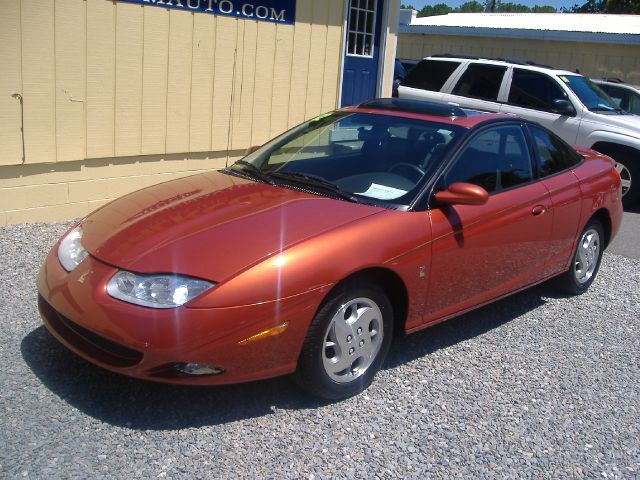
(531, 205, 547, 216)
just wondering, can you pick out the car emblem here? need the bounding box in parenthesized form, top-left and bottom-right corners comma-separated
(77, 270, 92, 284)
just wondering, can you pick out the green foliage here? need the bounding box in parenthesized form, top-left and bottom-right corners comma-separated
(415, 0, 559, 16)
(459, 1, 485, 12)
(562, 0, 639, 11)
(417, 3, 451, 16)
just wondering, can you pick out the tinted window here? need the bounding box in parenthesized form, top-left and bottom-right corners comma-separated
(451, 63, 507, 101)
(530, 126, 582, 177)
(508, 69, 569, 112)
(563, 75, 619, 112)
(402, 60, 461, 92)
(444, 125, 533, 193)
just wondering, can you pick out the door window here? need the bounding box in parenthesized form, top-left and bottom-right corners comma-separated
(443, 125, 533, 193)
(347, 0, 377, 58)
(401, 59, 461, 92)
(529, 125, 582, 177)
(451, 63, 507, 101)
(508, 69, 569, 112)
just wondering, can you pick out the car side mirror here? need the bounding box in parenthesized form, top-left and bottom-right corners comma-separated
(435, 182, 489, 206)
(245, 145, 261, 155)
(551, 99, 576, 116)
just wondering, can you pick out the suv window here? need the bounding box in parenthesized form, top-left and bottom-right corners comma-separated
(443, 125, 533, 193)
(451, 63, 507, 101)
(508, 69, 568, 112)
(401, 60, 461, 92)
(529, 125, 582, 177)
(599, 84, 640, 114)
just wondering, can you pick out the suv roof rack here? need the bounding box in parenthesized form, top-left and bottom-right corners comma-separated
(432, 53, 480, 60)
(358, 98, 467, 118)
(431, 53, 555, 70)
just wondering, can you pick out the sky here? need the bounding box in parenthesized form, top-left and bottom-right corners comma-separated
(404, 0, 580, 11)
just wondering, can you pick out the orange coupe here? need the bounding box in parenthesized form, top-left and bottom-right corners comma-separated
(38, 99, 623, 399)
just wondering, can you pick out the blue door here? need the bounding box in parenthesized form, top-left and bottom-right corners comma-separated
(340, 0, 384, 107)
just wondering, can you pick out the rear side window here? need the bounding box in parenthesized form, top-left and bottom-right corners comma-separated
(451, 63, 507, 101)
(401, 60, 461, 92)
(508, 69, 568, 112)
(529, 125, 582, 177)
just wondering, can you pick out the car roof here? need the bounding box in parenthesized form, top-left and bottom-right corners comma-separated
(343, 98, 509, 129)
(592, 79, 640, 91)
(425, 54, 577, 77)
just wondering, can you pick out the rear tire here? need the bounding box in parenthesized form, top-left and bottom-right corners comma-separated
(554, 219, 604, 295)
(294, 281, 393, 400)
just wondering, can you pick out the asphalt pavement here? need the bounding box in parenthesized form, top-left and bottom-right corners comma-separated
(0, 219, 638, 478)
(609, 207, 640, 259)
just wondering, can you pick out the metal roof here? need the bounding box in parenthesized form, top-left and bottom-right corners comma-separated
(399, 12, 640, 45)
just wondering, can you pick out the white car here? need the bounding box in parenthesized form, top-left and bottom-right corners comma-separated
(397, 55, 639, 205)
(592, 79, 640, 116)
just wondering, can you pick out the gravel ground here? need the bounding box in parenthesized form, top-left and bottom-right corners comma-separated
(1, 221, 638, 479)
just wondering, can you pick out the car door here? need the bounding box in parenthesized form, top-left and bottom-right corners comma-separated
(443, 62, 508, 113)
(501, 68, 582, 144)
(527, 124, 583, 278)
(422, 123, 553, 324)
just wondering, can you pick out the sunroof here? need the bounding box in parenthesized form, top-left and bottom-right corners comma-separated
(358, 98, 466, 118)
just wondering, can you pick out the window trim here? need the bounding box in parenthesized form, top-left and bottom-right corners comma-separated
(345, 0, 378, 59)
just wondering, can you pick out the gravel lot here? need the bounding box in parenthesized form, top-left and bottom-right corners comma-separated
(1, 221, 638, 478)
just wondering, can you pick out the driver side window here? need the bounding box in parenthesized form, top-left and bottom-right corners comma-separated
(443, 125, 533, 194)
(508, 69, 568, 112)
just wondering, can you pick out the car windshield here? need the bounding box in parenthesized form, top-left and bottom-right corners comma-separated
(563, 75, 621, 112)
(228, 112, 464, 207)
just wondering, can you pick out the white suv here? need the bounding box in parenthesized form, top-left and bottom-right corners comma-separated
(397, 55, 640, 205)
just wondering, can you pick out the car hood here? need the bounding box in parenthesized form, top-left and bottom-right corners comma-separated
(81, 171, 384, 282)
(583, 109, 640, 134)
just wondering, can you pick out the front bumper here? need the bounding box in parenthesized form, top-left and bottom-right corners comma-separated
(37, 250, 328, 385)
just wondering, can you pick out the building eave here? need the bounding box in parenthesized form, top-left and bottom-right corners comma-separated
(399, 24, 640, 46)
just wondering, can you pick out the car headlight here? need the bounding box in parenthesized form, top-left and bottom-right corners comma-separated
(106, 271, 215, 308)
(57, 225, 89, 272)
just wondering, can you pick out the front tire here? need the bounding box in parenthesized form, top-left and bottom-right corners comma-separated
(555, 219, 604, 295)
(294, 282, 394, 400)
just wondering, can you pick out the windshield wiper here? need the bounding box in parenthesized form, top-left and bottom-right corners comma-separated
(590, 105, 624, 113)
(228, 160, 274, 184)
(269, 171, 360, 203)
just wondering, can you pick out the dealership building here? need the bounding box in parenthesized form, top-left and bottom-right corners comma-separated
(0, 0, 400, 225)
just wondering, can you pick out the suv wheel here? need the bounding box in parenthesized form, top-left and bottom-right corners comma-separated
(614, 158, 638, 206)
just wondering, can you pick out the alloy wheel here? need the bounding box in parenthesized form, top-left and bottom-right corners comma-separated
(574, 227, 601, 284)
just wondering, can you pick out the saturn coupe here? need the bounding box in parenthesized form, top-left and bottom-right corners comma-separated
(37, 99, 623, 399)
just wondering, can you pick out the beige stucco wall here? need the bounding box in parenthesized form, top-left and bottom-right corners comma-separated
(397, 33, 640, 84)
(0, 0, 399, 225)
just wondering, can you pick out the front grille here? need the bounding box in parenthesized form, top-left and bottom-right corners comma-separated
(38, 295, 143, 368)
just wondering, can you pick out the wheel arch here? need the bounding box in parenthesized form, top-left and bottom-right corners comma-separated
(590, 208, 613, 248)
(322, 267, 410, 337)
(590, 141, 639, 164)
